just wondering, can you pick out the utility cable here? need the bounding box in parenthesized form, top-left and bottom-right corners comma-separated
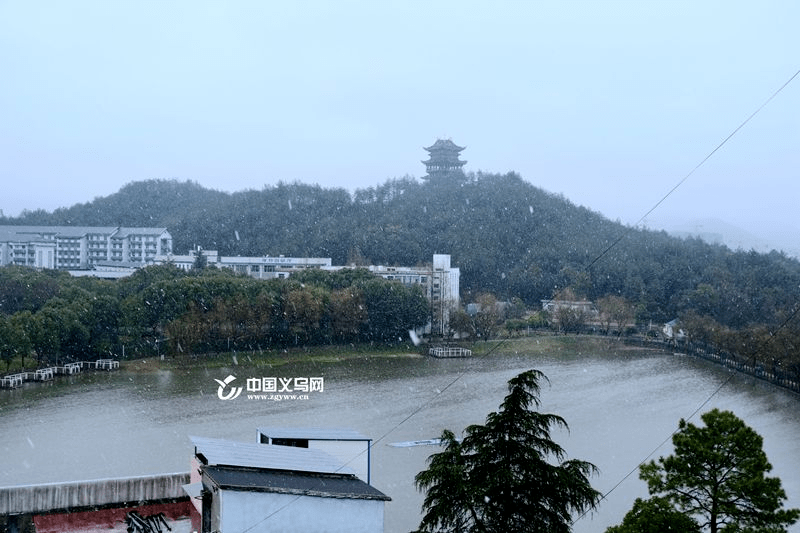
(588, 67, 800, 271)
(574, 299, 800, 526)
(240, 67, 800, 533)
(238, 337, 511, 533)
(572, 68, 800, 525)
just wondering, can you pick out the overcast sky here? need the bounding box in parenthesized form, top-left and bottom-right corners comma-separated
(1, 1, 798, 243)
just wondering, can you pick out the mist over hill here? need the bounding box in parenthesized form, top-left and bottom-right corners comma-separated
(656, 217, 800, 260)
(4, 174, 800, 331)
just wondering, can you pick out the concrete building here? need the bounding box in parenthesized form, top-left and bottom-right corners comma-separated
(0, 473, 195, 533)
(541, 299, 598, 316)
(0, 225, 172, 270)
(154, 250, 332, 279)
(0, 226, 460, 334)
(347, 254, 460, 336)
(188, 435, 389, 533)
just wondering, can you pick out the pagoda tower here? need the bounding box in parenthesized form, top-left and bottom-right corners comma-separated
(422, 139, 466, 180)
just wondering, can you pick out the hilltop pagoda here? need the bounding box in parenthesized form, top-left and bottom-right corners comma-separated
(422, 139, 466, 180)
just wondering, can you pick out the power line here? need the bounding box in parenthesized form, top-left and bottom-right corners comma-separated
(572, 67, 800, 525)
(587, 67, 800, 271)
(236, 338, 511, 533)
(574, 299, 800, 527)
(238, 67, 800, 532)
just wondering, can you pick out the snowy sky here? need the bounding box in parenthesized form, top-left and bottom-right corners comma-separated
(1, 1, 798, 241)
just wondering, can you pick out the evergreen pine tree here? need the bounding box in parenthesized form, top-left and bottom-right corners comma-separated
(414, 369, 601, 533)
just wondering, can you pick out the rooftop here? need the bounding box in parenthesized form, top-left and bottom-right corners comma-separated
(0, 225, 168, 242)
(424, 139, 465, 152)
(257, 426, 371, 442)
(190, 436, 355, 476)
(203, 466, 390, 501)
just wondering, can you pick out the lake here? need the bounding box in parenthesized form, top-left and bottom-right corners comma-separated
(1, 342, 799, 533)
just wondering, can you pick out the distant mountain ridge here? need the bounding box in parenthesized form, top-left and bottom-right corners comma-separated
(660, 218, 800, 259)
(3, 175, 800, 331)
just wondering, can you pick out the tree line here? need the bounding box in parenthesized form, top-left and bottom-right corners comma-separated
(4, 173, 800, 371)
(6, 174, 800, 329)
(0, 264, 429, 369)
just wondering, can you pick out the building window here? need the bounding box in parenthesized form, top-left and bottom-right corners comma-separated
(271, 438, 309, 448)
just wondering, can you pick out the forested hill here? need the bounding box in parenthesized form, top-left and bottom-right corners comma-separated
(4, 174, 800, 330)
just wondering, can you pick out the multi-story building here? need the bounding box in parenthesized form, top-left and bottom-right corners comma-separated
(346, 254, 460, 336)
(154, 250, 459, 334)
(154, 250, 332, 279)
(0, 226, 172, 270)
(0, 227, 460, 335)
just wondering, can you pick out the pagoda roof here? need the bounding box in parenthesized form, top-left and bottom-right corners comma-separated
(424, 139, 465, 152)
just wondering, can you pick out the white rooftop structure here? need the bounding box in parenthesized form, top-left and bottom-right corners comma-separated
(256, 426, 373, 484)
(188, 434, 389, 533)
(190, 435, 355, 476)
(257, 426, 370, 442)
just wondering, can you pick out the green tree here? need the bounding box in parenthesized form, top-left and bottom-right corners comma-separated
(605, 497, 700, 533)
(414, 369, 601, 533)
(359, 278, 429, 342)
(449, 309, 478, 340)
(596, 295, 633, 335)
(29, 308, 61, 366)
(414, 429, 478, 532)
(0, 316, 15, 370)
(192, 247, 208, 271)
(638, 409, 799, 533)
(554, 306, 588, 334)
(328, 288, 367, 342)
(0, 265, 64, 314)
(473, 292, 501, 341)
(9, 311, 34, 369)
(282, 285, 326, 345)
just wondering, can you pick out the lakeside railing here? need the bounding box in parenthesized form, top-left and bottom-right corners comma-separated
(626, 337, 800, 395)
(428, 346, 472, 358)
(0, 359, 120, 389)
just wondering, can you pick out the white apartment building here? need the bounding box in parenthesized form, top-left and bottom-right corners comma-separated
(156, 251, 460, 334)
(0, 226, 172, 270)
(334, 253, 460, 336)
(154, 250, 332, 278)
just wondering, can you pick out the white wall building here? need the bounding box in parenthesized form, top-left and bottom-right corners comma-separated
(339, 253, 460, 336)
(0, 226, 172, 270)
(188, 435, 389, 533)
(541, 299, 598, 316)
(154, 250, 332, 279)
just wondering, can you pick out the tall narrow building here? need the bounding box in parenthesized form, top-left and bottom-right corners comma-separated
(422, 139, 466, 180)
